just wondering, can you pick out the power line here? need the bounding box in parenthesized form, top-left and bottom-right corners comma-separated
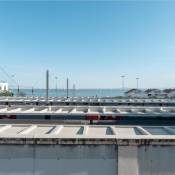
(0, 66, 18, 86)
(32, 75, 43, 88)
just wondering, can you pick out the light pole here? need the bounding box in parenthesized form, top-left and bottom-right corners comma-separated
(73, 84, 76, 97)
(32, 87, 34, 96)
(121, 75, 125, 91)
(66, 78, 69, 99)
(46, 70, 49, 102)
(136, 77, 139, 89)
(55, 76, 58, 97)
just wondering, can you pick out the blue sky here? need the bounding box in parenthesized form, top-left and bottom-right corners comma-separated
(0, 1, 175, 89)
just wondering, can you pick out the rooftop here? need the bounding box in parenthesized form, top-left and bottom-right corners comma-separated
(1, 105, 175, 116)
(0, 97, 175, 104)
(0, 124, 174, 145)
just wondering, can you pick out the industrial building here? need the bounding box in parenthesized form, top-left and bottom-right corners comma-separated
(1, 97, 175, 106)
(0, 124, 174, 175)
(0, 97, 175, 174)
(0, 82, 8, 92)
(1, 105, 175, 124)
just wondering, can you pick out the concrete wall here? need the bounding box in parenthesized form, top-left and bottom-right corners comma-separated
(118, 145, 175, 175)
(0, 145, 117, 175)
(138, 146, 175, 175)
(0, 144, 175, 175)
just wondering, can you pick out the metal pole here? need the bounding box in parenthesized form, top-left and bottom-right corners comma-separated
(73, 84, 76, 97)
(17, 85, 19, 95)
(66, 78, 69, 98)
(32, 87, 34, 96)
(46, 70, 49, 101)
(55, 76, 58, 97)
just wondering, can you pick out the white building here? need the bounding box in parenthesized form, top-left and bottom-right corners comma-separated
(125, 89, 147, 98)
(0, 82, 9, 92)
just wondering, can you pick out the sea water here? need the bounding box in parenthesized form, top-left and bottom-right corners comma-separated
(12, 89, 125, 97)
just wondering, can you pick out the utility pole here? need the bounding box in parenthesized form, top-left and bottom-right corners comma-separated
(32, 87, 34, 96)
(17, 85, 20, 95)
(46, 70, 49, 102)
(121, 75, 125, 91)
(55, 76, 58, 97)
(66, 78, 69, 99)
(73, 84, 76, 97)
(136, 77, 139, 89)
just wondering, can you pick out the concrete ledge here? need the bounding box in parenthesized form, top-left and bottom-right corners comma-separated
(0, 138, 175, 145)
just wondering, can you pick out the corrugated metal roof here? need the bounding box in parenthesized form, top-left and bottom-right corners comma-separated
(0, 97, 174, 104)
(0, 124, 174, 139)
(0, 105, 175, 116)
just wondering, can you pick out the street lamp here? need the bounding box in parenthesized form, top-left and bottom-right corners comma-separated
(66, 78, 69, 99)
(55, 76, 58, 97)
(32, 87, 34, 96)
(73, 84, 76, 97)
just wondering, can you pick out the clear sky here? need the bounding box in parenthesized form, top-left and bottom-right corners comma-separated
(0, 1, 175, 89)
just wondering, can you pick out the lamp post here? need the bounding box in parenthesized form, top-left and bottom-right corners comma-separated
(66, 78, 69, 99)
(32, 87, 34, 96)
(55, 76, 58, 97)
(73, 84, 76, 97)
(46, 70, 49, 102)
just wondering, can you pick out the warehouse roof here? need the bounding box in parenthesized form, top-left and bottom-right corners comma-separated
(1, 105, 175, 116)
(0, 124, 174, 145)
(0, 97, 175, 104)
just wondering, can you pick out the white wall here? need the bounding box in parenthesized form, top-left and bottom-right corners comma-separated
(0, 83, 8, 91)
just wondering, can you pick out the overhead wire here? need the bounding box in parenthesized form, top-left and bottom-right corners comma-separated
(0, 66, 18, 87)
